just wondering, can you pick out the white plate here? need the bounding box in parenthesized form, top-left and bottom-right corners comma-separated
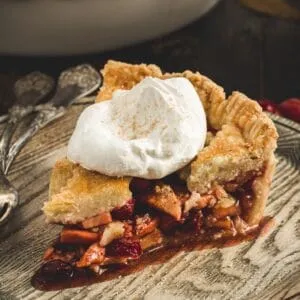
(0, 0, 220, 55)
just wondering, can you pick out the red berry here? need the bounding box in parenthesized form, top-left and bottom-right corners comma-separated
(111, 199, 135, 220)
(40, 260, 74, 279)
(278, 98, 300, 122)
(106, 237, 142, 259)
(257, 99, 280, 114)
(240, 193, 253, 212)
(186, 210, 203, 232)
(159, 214, 181, 233)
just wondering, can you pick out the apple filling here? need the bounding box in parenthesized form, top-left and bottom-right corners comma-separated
(41, 173, 258, 274)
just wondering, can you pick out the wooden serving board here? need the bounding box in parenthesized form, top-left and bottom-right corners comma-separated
(0, 101, 299, 300)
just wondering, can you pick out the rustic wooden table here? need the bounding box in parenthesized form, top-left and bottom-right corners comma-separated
(1, 1, 300, 299)
(0, 0, 300, 116)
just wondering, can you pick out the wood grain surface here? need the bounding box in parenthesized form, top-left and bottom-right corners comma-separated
(0, 101, 299, 300)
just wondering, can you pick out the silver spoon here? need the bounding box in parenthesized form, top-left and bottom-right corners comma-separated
(0, 65, 101, 225)
(0, 115, 8, 124)
(0, 96, 95, 125)
(0, 72, 54, 225)
(5, 64, 101, 174)
(0, 72, 54, 171)
(0, 168, 18, 224)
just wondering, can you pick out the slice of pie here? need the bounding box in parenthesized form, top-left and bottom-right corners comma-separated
(40, 60, 278, 279)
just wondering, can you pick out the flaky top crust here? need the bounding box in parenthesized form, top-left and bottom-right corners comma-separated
(96, 60, 278, 225)
(97, 61, 277, 155)
(43, 158, 132, 224)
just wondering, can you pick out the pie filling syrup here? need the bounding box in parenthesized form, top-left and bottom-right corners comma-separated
(32, 173, 274, 291)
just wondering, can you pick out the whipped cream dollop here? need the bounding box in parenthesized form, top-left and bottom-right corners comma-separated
(67, 77, 206, 179)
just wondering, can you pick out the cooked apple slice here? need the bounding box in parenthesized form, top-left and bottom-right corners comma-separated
(140, 228, 163, 251)
(81, 212, 112, 229)
(147, 184, 182, 220)
(99, 221, 125, 246)
(76, 243, 105, 267)
(183, 192, 216, 214)
(135, 214, 158, 237)
(60, 228, 99, 244)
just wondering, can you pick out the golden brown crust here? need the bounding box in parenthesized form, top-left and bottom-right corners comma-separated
(246, 152, 276, 226)
(96, 60, 163, 102)
(49, 158, 76, 199)
(186, 92, 278, 205)
(162, 70, 226, 114)
(187, 124, 264, 194)
(44, 158, 132, 224)
(96, 60, 278, 225)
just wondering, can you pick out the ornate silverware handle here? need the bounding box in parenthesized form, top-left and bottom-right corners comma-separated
(0, 72, 54, 225)
(0, 120, 16, 171)
(4, 64, 101, 174)
(5, 106, 66, 174)
(0, 107, 63, 223)
(0, 72, 54, 172)
(0, 106, 34, 171)
(0, 168, 18, 225)
(0, 65, 101, 225)
(0, 114, 8, 124)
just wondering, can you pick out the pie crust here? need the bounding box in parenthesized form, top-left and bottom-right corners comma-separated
(44, 158, 131, 224)
(40, 60, 278, 276)
(96, 60, 278, 225)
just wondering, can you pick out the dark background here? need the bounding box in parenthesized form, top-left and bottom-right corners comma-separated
(1, 0, 300, 115)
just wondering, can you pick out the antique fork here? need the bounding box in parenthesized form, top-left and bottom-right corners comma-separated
(0, 64, 101, 225)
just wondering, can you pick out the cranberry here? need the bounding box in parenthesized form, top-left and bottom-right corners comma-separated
(106, 237, 142, 259)
(185, 210, 203, 232)
(111, 198, 135, 220)
(257, 99, 280, 114)
(40, 260, 74, 279)
(159, 214, 181, 233)
(278, 98, 300, 122)
(240, 193, 253, 212)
